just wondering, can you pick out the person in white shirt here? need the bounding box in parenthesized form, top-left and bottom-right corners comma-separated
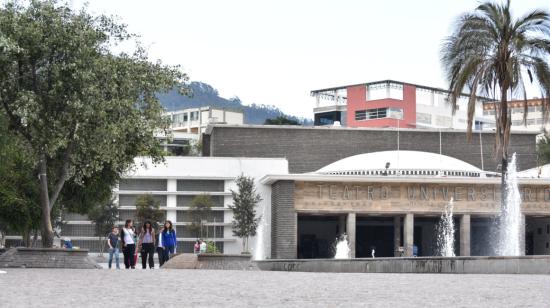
(120, 219, 136, 269)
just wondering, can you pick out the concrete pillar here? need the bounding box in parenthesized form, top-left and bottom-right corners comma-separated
(404, 213, 414, 257)
(394, 216, 401, 257)
(520, 214, 526, 256)
(347, 213, 356, 258)
(460, 214, 471, 256)
(166, 179, 177, 223)
(338, 215, 346, 236)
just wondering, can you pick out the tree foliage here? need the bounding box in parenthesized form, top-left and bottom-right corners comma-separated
(189, 194, 214, 238)
(264, 115, 300, 125)
(0, 113, 41, 246)
(0, 1, 189, 247)
(441, 0, 550, 183)
(135, 194, 164, 228)
(537, 134, 550, 166)
(88, 200, 118, 254)
(229, 175, 262, 253)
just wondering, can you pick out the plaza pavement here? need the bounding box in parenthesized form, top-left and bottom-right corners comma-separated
(0, 269, 549, 307)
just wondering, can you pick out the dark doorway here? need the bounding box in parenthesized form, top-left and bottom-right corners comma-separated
(297, 215, 343, 259)
(356, 217, 394, 258)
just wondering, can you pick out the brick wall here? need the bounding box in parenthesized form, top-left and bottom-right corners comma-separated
(207, 126, 537, 173)
(271, 181, 297, 259)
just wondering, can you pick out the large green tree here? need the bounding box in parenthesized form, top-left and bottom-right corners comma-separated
(441, 0, 550, 186)
(0, 114, 41, 247)
(0, 1, 188, 247)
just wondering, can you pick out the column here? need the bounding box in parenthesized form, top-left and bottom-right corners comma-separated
(520, 214, 526, 256)
(166, 179, 177, 222)
(347, 213, 356, 258)
(338, 215, 346, 236)
(404, 213, 414, 257)
(394, 216, 401, 257)
(460, 214, 471, 256)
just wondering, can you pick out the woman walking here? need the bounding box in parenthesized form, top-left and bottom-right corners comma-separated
(161, 220, 177, 263)
(138, 221, 156, 269)
(120, 219, 136, 269)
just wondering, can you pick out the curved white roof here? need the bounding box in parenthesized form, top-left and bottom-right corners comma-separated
(316, 151, 485, 177)
(517, 164, 550, 179)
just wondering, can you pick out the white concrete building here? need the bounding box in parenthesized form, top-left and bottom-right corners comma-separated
(166, 106, 244, 134)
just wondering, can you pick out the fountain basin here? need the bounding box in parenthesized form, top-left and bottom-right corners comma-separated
(255, 256, 550, 274)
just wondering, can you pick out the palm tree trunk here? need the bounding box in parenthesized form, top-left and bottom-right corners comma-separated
(499, 87, 509, 206)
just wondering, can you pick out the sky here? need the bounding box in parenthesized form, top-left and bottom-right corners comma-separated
(70, 0, 550, 119)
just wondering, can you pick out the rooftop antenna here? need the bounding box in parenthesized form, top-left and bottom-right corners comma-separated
(397, 119, 400, 171)
(479, 129, 484, 170)
(439, 128, 443, 175)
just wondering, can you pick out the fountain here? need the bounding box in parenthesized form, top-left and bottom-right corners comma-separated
(436, 198, 455, 257)
(253, 205, 270, 260)
(495, 153, 523, 256)
(333, 234, 351, 259)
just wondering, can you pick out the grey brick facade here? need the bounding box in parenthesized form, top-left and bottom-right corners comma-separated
(205, 125, 538, 173)
(271, 181, 297, 259)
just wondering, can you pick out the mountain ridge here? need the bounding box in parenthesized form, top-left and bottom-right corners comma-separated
(157, 81, 313, 125)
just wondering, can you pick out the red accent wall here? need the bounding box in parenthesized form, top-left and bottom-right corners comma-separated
(346, 84, 416, 128)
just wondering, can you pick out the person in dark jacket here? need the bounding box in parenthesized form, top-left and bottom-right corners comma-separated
(120, 219, 136, 269)
(160, 220, 177, 263)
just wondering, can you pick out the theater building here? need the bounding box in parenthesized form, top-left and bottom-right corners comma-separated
(261, 151, 550, 259)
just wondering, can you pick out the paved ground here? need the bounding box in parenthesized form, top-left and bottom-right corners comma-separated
(0, 269, 549, 307)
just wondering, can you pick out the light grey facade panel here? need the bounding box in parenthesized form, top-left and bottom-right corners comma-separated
(177, 180, 225, 192)
(176, 195, 224, 207)
(176, 211, 224, 223)
(118, 195, 167, 207)
(119, 179, 167, 191)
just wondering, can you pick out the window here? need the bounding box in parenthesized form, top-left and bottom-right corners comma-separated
(483, 109, 495, 116)
(416, 113, 432, 124)
(355, 107, 402, 121)
(190, 111, 199, 121)
(367, 82, 403, 101)
(547, 225, 549, 234)
(435, 116, 451, 127)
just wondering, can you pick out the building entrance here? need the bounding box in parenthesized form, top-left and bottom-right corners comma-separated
(297, 214, 345, 259)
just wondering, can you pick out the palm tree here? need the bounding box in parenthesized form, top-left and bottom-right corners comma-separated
(441, 0, 550, 186)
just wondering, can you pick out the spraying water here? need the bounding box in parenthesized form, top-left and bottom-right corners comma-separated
(436, 198, 455, 257)
(496, 153, 523, 256)
(334, 234, 351, 259)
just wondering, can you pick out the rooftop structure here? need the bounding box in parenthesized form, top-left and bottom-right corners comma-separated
(311, 80, 494, 130)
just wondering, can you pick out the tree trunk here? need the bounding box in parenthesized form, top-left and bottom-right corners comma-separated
(39, 153, 54, 248)
(22, 230, 31, 247)
(99, 235, 104, 257)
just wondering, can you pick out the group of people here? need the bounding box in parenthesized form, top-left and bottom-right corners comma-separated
(106, 219, 177, 269)
(193, 238, 208, 254)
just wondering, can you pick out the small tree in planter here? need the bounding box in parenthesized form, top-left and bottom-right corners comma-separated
(189, 195, 214, 238)
(88, 201, 119, 256)
(229, 175, 262, 254)
(135, 194, 165, 229)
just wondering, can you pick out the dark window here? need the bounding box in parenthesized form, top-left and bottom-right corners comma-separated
(538, 228, 542, 235)
(547, 225, 550, 234)
(355, 107, 400, 121)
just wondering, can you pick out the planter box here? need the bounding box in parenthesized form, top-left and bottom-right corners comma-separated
(163, 253, 257, 270)
(0, 247, 101, 269)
